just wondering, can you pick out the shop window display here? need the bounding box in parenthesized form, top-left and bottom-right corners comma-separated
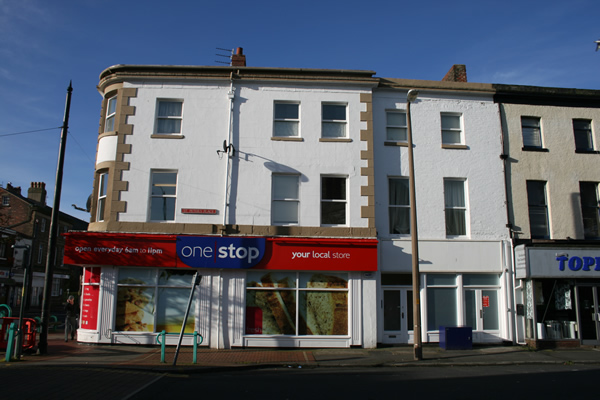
(246, 272, 348, 336)
(533, 279, 578, 339)
(115, 268, 196, 333)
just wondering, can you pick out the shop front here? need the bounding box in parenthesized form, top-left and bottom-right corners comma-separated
(64, 232, 378, 349)
(515, 244, 600, 347)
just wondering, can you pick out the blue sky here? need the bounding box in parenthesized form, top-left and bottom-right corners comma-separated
(1, 0, 598, 220)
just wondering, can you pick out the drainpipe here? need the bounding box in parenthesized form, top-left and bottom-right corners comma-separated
(222, 72, 236, 231)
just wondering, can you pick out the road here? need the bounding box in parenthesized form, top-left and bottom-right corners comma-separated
(1, 365, 596, 399)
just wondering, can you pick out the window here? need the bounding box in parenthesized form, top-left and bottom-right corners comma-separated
(389, 177, 410, 234)
(105, 96, 117, 132)
(427, 274, 458, 330)
(2, 195, 9, 206)
(322, 104, 347, 138)
(444, 179, 467, 236)
(521, 116, 543, 148)
(386, 111, 407, 141)
(51, 278, 60, 297)
(321, 176, 346, 225)
(0, 242, 6, 259)
(156, 100, 183, 135)
(37, 244, 43, 264)
(97, 172, 108, 222)
(115, 268, 197, 333)
(527, 180, 550, 238)
(150, 171, 177, 221)
(573, 119, 594, 152)
(580, 182, 600, 238)
(272, 174, 299, 225)
(40, 218, 46, 233)
(274, 102, 299, 137)
(441, 113, 463, 145)
(246, 271, 348, 336)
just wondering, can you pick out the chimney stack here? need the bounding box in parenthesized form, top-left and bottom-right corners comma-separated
(6, 182, 22, 195)
(442, 64, 467, 83)
(28, 182, 47, 205)
(231, 47, 246, 67)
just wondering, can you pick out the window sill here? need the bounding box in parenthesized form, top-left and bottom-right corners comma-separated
(319, 138, 352, 143)
(575, 149, 600, 154)
(441, 144, 468, 150)
(384, 141, 408, 147)
(522, 146, 548, 152)
(151, 134, 185, 139)
(271, 137, 304, 142)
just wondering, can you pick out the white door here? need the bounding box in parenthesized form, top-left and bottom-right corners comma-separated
(465, 289, 500, 342)
(382, 287, 412, 344)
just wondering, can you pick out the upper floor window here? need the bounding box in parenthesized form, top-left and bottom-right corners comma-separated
(526, 180, 550, 239)
(40, 218, 46, 233)
(37, 244, 44, 264)
(322, 104, 347, 138)
(389, 177, 410, 234)
(272, 174, 299, 225)
(273, 102, 300, 137)
(580, 182, 600, 238)
(441, 113, 463, 145)
(444, 178, 468, 236)
(150, 171, 177, 221)
(156, 100, 183, 135)
(386, 111, 407, 142)
(97, 172, 108, 222)
(105, 96, 117, 132)
(573, 119, 594, 152)
(521, 116, 543, 149)
(321, 176, 346, 225)
(2, 195, 9, 206)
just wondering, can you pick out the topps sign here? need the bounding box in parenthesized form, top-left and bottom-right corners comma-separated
(176, 236, 265, 269)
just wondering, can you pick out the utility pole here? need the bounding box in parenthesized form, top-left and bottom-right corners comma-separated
(38, 82, 72, 355)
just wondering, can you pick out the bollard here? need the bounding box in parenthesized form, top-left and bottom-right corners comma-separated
(156, 330, 166, 363)
(5, 322, 16, 362)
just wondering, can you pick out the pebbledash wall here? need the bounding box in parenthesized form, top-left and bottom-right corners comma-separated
(64, 65, 382, 349)
(372, 79, 514, 345)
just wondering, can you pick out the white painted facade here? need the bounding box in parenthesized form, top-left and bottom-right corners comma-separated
(372, 83, 513, 345)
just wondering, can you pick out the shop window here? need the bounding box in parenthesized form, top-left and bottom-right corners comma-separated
(580, 182, 600, 238)
(150, 170, 177, 221)
(321, 176, 347, 226)
(526, 180, 550, 239)
(105, 96, 117, 132)
(155, 100, 183, 135)
(273, 102, 300, 137)
(388, 177, 410, 234)
(97, 172, 108, 222)
(272, 174, 299, 225)
(115, 268, 197, 333)
(245, 271, 348, 336)
(532, 279, 577, 340)
(426, 274, 457, 330)
(444, 178, 468, 236)
(386, 111, 407, 142)
(321, 103, 347, 138)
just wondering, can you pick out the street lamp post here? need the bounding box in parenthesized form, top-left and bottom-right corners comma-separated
(406, 89, 422, 360)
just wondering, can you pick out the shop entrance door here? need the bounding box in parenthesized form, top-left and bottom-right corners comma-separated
(465, 289, 500, 342)
(577, 286, 600, 345)
(382, 287, 412, 344)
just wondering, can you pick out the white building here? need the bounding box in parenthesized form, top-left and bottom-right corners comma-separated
(373, 76, 514, 345)
(65, 51, 381, 349)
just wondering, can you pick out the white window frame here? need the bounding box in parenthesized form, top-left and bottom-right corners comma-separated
(386, 110, 407, 142)
(521, 116, 543, 149)
(2, 195, 9, 206)
(388, 177, 410, 234)
(441, 113, 463, 145)
(97, 172, 108, 222)
(321, 175, 347, 226)
(105, 96, 117, 132)
(272, 174, 300, 225)
(149, 170, 178, 222)
(321, 103, 347, 138)
(155, 99, 183, 135)
(573, 119, 594, 152)
(444, 178, 468, 237)
(273, 102, 300, 137)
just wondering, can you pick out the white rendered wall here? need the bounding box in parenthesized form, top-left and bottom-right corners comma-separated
(501, 103, 600, 240)
(119, 81, 370, 228)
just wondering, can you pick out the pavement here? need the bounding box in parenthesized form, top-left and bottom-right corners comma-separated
(2, 332, 600, 373)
